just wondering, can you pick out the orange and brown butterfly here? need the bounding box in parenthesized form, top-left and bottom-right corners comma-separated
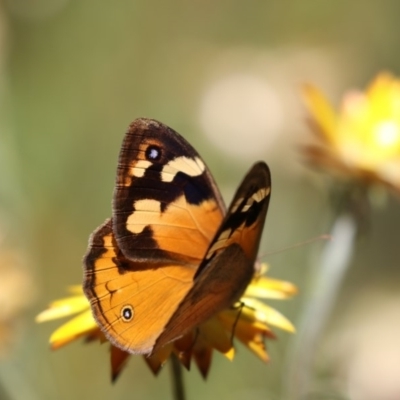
(84, 118, 271, 355)
(36, 118, 297, 380)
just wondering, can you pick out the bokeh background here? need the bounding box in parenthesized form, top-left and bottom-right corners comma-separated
(1, 1, 400, 399)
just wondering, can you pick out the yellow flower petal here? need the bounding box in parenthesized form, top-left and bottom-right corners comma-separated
(223, 346, 235, 361)
(49, 310, 98, 349)
(241, 297, 296, 333)
(239, 333, 270, 362)
(221, 311, 272, 362)
(303, 84, 337, 143)
(38, 267, 297, 381)
(198, 316, 233, 356)
(36, 295, 90, 322)
(245, 276, 298, 299)
(219, 308, 273, 335)
(303, 72, 400, 192)
(367, 72, 396, 105)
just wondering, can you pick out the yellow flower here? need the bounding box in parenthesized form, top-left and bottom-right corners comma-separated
(0, 249, 35, 358)
(303, 72, 400, 191)
(36, 266, 297, 381)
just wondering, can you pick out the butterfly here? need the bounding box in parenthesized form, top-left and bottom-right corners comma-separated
(83, 118, 271, 355)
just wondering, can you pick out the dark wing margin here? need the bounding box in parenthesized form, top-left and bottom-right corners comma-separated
(83, 219, 117, 333)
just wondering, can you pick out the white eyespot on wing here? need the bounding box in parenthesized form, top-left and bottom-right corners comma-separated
(161, 156, 205, 182)
(120, 305, 135, 322)
(126, 199, 162, 234)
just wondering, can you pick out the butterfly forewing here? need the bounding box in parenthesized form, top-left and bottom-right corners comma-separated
(113, 118, 225, 265)
(153, 162, 271, 350)
(200, 161, 271, 270)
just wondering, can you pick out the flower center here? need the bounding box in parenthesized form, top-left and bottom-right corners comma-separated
(374, 120, 400, 148)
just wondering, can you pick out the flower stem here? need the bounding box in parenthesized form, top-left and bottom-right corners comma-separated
(285, 214, 357, 399)
(0, 381, 10, 400)
(170, 354, 186, 400)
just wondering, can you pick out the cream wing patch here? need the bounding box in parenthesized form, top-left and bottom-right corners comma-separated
(161, 156, 205, 182)
(205, 228, 232, 260)
(130, 160, 153, 179)
(127, 199, 162, 234)
(231, 186, 270, 213)
(252, 187, 270, 203)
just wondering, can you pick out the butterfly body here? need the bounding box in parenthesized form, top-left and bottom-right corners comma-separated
(83, 118, 271, 355)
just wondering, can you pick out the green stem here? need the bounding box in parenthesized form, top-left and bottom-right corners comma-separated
(170, 354, 186, 400)
(285, 214, 357, 399)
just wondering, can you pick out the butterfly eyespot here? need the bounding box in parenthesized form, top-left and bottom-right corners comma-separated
(145, 145, 162, 161)
(121, 305, 134, 322)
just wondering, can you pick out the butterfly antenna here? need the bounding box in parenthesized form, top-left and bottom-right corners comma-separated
(258, 234, 331, 259)
(229, 302, 245, 346)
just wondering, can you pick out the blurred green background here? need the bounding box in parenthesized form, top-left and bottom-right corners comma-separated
(1, 1, 400, 399)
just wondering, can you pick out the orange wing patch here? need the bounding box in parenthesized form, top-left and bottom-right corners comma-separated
(126, 196, 223, 262)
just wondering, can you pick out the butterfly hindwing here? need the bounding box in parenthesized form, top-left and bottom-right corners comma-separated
(113, 118, 225, 265)
(84, 219, 197, 354)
